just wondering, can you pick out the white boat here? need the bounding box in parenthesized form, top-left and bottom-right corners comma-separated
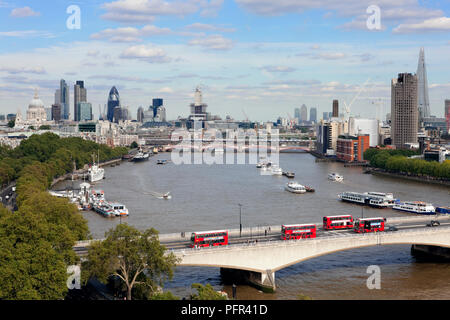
(88, 162, 105, 182)
(393, 201, 435, 215)
(339, 191, 398, 208)
(328, 173, 343, 182)
(110, 202, 129, 216)
(285, 182, 306, 194)
(132, 148, 150, 162)
(367, 192, 397, 208)
(271, 165, 283, 175)
(89, 189, 105, 204)
(338, 191, 366, 204)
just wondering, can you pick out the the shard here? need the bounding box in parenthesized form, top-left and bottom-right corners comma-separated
(417, 47, 430, 120)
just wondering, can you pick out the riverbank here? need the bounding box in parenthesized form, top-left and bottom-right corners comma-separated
(366, 167, 450, 187)
(50, 157, 125, 188)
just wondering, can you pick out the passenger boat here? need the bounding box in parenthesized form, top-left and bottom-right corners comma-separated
(338, 191, 367, 204)
(89, 189, 105, 204)
(283, 172, 295, 178)
(393, 201, 436, 215)
(338, 191, 397, 208)
(328, 173, 343, 182)
(435, 206, 450, 214)
(110, 202, 129, 216)
(367, 192, 397, 208)
(157, 159, 168, 165)
(132, 148, 150, 162)
(271, 165, 283, 175)
(305, 186, 315, 192)
(93, 203, 115, 217)
(88, 162, 105, 182)
(285, 182, 306, 194)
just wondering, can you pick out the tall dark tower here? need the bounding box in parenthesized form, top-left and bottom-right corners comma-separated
(332, 100, 339, 118)
(74, 80, 87, 122)
(107, 86, 120, 122)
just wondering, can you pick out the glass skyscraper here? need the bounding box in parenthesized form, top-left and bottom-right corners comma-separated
(107, 86, 120, 122)
(60, 79, 70, 120)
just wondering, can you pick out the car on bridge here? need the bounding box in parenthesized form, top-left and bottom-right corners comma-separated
(426, 220, 440, 227)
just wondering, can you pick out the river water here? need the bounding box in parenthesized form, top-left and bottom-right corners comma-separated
(57, 152, 450, 300)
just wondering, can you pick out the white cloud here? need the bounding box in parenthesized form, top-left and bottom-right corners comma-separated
(393, 17, 450, 34)
(91, 25, 172, 42)
(0, 66, 46, 74)
(119, 45, 172, 63)
(101, 0, 223, 23)
(0, 30, 53, 38)
(260, 65, 296, 73)
(185, 23, 236, 33)
(188, 34, 234, 50)
(10, 6, 40, 17)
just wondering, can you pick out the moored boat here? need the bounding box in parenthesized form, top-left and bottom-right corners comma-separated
(436, 206, 450, 214)
(393, 201, 436, 215)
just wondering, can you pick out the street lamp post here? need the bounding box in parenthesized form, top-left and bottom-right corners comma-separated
(238, 203, 242, 237)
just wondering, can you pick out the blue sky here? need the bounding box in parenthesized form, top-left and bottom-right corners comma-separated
(0, 0, 449, 121)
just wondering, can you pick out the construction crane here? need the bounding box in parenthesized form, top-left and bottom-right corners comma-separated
(242, 109, 249, 122)
(343, 78, 371, 118)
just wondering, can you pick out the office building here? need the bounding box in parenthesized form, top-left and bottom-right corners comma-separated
(74, 81, 87, 121)
(300, 104, 307, 123)
(189, 87, 208, 121)
(77, 102, 92, 121)
(348, 118, 379, 147)
(51, 104, 61, 122)
(310, 107, 317, 123)
(336, 134, 370, 162)
(137, 107, 144, 123)
(107, 86, 120, 122)
(391, 73, 418, 149)
(332, 100, 339, 118)
(445, 100, 450, 133)
(59, 79, 70, 120)
(417, 48, 430, 121)
(294, 108, 300, 122)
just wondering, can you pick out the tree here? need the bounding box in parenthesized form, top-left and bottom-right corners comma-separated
(83, 224, 179, 300)
(7, 120, 14, 128)
(130, 141, 139, 149)
(190, 283, 227, 300)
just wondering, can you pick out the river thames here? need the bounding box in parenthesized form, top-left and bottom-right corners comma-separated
(59, 152, 450, 299)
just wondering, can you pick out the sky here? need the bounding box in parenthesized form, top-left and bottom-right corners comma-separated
(0, 0, 449, 122)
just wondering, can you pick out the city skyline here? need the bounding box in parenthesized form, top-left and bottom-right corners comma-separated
(0, 1, 449, 121)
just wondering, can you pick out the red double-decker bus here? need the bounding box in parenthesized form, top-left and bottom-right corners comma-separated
(190, 230, 229, 248)
(353, 218, 386, 233)
(323, 215, 354, 230)
(281, 224, 317, 240)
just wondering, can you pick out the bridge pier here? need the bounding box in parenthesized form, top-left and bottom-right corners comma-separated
(411, 245, 450, 261)
(220, 268, 276, 293)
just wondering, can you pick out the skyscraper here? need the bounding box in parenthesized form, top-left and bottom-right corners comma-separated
(417, 47, 430, 121)
(107, 86, 120, 122)
(137, 106, 144, 123)
(391, 73, 418, 149)
(310, 107, 317, 123)
(59, 80, 70, 120)
(77, 102, 92, 121)
(74, 81, 87, 121)
(189, 87, 208, 120)
(445, 100, 450, 133)
(332, 100, 339, 118)
(294, 108, 300, 122)
(300, 104, 307, 123)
